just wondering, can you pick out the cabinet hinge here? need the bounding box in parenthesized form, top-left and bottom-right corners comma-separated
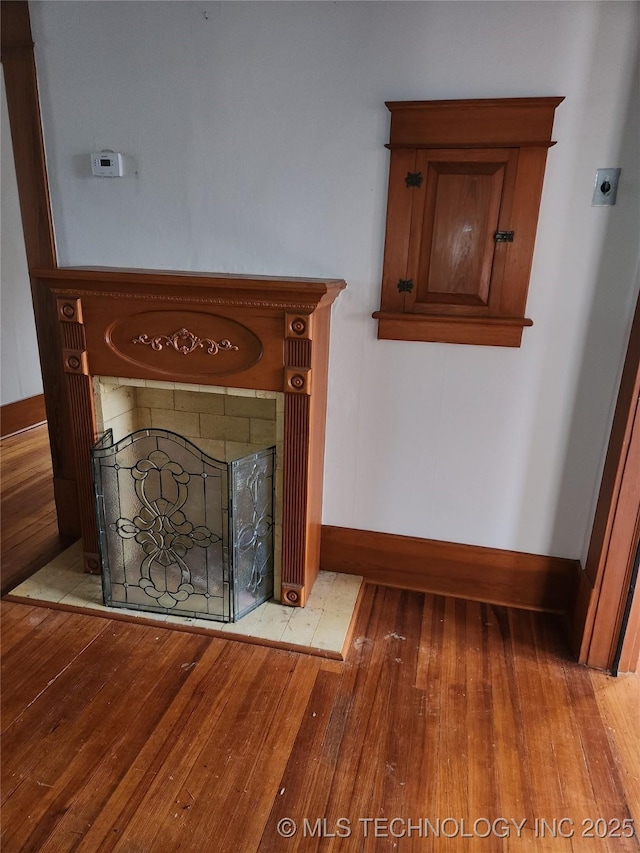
(494, 231, 515, 242)
(405, 172, 423, 188)
(397, 279, 414, 293)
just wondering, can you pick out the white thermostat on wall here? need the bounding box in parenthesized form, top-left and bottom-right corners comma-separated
(91, 150, 124, 177)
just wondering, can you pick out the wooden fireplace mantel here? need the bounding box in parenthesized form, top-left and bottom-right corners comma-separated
(32, 267, 346, 608)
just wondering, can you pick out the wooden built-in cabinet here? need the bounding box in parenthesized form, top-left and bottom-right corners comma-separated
(374, 97, 563, 347)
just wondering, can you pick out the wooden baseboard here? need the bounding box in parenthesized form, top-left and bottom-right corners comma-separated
(0, 394, 46, 438)
(321, 525, 579, 614)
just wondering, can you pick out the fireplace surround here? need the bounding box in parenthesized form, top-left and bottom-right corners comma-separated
(33, 267, 345, 607)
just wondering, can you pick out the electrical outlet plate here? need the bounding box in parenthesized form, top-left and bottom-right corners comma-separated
(592, 168, 620, 206)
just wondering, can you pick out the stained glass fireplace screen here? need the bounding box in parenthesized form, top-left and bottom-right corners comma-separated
(91, 429, 275, 622)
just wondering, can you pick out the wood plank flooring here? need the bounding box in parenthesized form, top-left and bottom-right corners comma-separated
(1, 427, 639, 852)
(0, 424, 68, 595)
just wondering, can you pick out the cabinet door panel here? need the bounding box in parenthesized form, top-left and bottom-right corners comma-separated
(406, 149, 518, 316)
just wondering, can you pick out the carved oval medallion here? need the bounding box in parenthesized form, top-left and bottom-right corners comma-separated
(106, 311, 263, 378)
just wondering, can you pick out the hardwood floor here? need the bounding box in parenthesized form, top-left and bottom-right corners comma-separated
(1, 427, 639, 852)
(0, 424, 68, 596)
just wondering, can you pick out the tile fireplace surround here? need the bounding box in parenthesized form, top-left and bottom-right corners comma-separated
(33, 267, 346, 610)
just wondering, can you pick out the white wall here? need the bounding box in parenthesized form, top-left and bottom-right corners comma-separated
(30, 1, 639, 560)
(1, 68, 43, 406)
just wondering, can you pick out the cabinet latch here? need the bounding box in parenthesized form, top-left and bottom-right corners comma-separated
(398, 279, 414, 293)
(405, 172, 423, 188)
(494, 231, 515, 242)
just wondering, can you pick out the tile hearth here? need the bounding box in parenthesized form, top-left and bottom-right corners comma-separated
(8, 543, 363, 660)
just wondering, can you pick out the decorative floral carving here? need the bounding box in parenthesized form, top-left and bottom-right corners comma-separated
(132, 328, 239, 356)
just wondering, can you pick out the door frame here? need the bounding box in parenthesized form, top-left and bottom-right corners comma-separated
(572, 291, 640, 672)
(1, 0, 79, 536)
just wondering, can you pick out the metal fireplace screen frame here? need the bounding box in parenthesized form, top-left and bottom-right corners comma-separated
(91, 428, 275, 622)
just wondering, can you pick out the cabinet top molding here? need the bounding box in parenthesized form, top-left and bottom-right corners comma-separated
(385, 97, 564, 148)
(32, 267, 346, 311)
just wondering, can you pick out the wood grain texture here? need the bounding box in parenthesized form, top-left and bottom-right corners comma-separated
(66, 374, 99, 569)
(408, 150, 515, 312)
(374, 312, 532, 346)
(320, 525, 578, 614)
(1, 589, 638, 853)
(576, 293, 640, 670)
(281, 394, 310, 603)
(38, 268, 344, 601)
(376, 98, 562, 347)
(385, 97, 564, 148)
(32, 267, 346, 305)
(0, 1, 56, 270)
(587, 399, 639, 671)
(619, 562, 640, 675)
(1, 1, 79, 536)
(0, 424, 69, 595)
(1, 442, 638, 851)
(91, 302, 282, 390)
(379, 148, 416, 314)
(0, 395, 46, 438)
(304, 303, 333, 602)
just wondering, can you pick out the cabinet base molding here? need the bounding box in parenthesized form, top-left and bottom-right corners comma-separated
(373, 312, 533, 347)
(0, 394, 46, 438)
(321, 525, 578, 614)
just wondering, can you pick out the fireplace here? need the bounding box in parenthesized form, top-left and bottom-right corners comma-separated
(92, 426, 276, 622)
(91, 377, 285, 601)
(34, 267, 345, 607)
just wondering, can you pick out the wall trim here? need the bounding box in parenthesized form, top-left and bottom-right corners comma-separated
(1, 0, 80, 536)
(573, 291, 640, 671)
(321, 525, 579, 614)
(0, 394, 46, 438)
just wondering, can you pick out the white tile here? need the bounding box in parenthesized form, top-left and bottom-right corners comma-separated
(45, 541, 84, 572)
(104, 410, 138, 442)
(145, 380, 176, 390)
(111, 606, 169, 622)
(59, 576, 104, 609)
(281, 605, 324, 646)
(223, 601, 292, 642)
(310, 611, 355, 652)
(226, 387, 256, 398)
(198, 384, 227, 395)
(15, 546, 361, 657)
(11, 571, 81, 603)
(101, 386, 136, 421)
(164, 614, 197, 627)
